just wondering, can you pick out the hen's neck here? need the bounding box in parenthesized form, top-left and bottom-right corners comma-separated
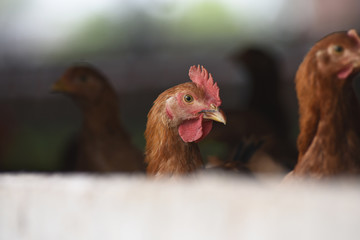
(297, 83, 360, 175)
(319, 84, 360, 138)
(145, 101, 203, 176)
(76, 93, 125, 136)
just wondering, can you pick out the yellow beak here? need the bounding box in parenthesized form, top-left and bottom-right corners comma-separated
(51, 79, 68, 93)
(201, 109, 226, 125)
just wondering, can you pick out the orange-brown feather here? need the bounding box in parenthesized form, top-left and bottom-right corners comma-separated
(55, 65, 145, 173)
(292, 30, 360, 178)
(145, 82, 204, 176)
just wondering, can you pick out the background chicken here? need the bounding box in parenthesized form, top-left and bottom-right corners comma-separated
(205, 138, 264, 175)
(145, 65, 226, 176)
(208, 47, 297, 174)
(52, 64, 145, 173)
(289, 29, 360, 178)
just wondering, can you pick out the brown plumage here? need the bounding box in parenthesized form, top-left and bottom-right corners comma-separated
(209, 47, 296, 174)
(145, 65, 226, 176)
(290, 29, 360, 178)
(206, 138, 264, 175)
(52, 64, 145, 173)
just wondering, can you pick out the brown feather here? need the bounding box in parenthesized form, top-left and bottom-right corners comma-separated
(54, 65, 145, 173)
(145, 82, 204, 176)
(292, 30, 360, 178)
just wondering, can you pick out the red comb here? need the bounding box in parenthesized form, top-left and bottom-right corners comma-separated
(348, 29, 360, 46)
(188, 65, 221, 106)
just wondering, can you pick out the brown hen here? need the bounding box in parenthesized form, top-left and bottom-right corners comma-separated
(145, 65, 226, 176)
(53, 64, 145, 173)
(290, 29, 360, 178)
(208, 47, 296, 174)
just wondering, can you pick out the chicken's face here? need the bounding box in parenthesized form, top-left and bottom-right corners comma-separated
(315, 29, 360, 84)
(52, 65, 108, 101)
(165, 66, 226, 143)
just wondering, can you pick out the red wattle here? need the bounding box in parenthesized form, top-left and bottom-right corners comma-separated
(178, 115, 213, 143)
(337, 65, 353, 79)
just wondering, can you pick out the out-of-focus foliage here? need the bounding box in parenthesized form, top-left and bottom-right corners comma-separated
(56, 15, 123, 58)
(170, 1, 243, 43)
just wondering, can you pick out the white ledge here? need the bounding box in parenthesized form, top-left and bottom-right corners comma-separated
(0, 173, 359, 240)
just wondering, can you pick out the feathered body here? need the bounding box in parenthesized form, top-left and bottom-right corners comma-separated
(293, 29, 360, 178)
(145, 65, 226, 176)
(209, 48, 297, 173)
(53, 65, 144, 172)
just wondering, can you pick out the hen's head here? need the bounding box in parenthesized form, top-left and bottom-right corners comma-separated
(52, 64, 114, 102)
(308, 29, 360, 85)
(163, 65, 226, 143)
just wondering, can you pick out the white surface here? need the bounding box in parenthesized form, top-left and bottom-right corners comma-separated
(0, 173, 359, 240)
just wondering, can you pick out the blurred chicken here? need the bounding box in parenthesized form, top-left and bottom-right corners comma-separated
(206, 138, 264, 174)
(287, 29, 360, 179)
(209, 47, 297, 174)
(145, 65, 226, 176)
(52, 64, 145, 173)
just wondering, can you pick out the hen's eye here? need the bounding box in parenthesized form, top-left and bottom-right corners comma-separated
(333, 45, 344, 53)
(77, 75, 87, 82)
(183, 94, 194, 103)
